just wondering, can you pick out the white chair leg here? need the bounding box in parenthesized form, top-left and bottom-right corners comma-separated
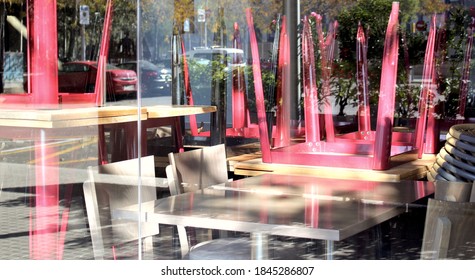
(177, 225, 190, 258)
(142, 236, 154, 259)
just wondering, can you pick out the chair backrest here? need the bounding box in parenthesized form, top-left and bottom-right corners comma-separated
(421, 198, 475, 259)
(167, 144, 228, 195)
(165, 144, 229, 258)
(83, 155, 159, 259)
(434, 181, 474, 202)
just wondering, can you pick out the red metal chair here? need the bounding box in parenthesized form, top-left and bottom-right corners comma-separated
(247, 3, 437, 170)
(0, 0, 114, 109)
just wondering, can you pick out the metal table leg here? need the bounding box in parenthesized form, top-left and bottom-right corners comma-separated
(251, 232, 269, 260)
(325, 240, 334, 260)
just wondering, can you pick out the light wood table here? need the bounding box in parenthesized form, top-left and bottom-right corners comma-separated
(0, 104, 216, 128)
(0, 105, 146, 129)
(233, 154, 436, 182)
(144, 104, 216, 118)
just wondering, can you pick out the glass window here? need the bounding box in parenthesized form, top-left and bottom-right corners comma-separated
(1, 0, 475, 264)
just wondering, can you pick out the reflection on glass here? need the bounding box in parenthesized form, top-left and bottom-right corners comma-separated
(0, 0, 474, 261)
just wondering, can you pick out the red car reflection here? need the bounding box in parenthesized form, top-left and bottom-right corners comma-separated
(58, 61, 137, 100)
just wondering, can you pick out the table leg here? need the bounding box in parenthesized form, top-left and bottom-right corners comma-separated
(98, 125, 108, 164)
(172, 117, 184, 153)
(251, 232, 269, 260)
(325, 240, 334, 260)
(108, 122, 142, 162)
(124, 122, 140, 159)
(108, 124, 127, 162)
(32, 129, 59, 260)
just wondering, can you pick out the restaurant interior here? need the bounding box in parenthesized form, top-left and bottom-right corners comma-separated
(1, 0, 475, 260)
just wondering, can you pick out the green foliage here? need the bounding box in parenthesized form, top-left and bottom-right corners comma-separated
(185, 56, 277, 112)
(394, 72, 420, 119)
(334, 0, 433, 119)
(244, 66, 277, 112)
(436, 5, 473, 120)
(337, 0, 394, 62)
(404, 32, 428, 65)
(186, 59, 213, 89)
(331, 59, 358, 116)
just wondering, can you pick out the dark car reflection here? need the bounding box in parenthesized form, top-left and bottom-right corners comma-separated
(116, 60, 171, 97)
(58, 61, 137, 100)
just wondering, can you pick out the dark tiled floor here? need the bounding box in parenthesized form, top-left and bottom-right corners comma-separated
(0, 182, 429, 260)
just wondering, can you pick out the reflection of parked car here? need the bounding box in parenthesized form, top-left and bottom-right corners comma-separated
(117, 60, 171, 96)
(58, 61, 137, 99)
(154, 59, 172, 76)
(184, 47, 246, 68)
(154, 59, 172, 94)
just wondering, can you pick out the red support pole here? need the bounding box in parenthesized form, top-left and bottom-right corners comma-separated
(302, 16, 320, 143)
(274, 16, 291, 148)
(181, 38, 200, 136)
(246, 8, 271, 162)
(231, 22, 248, 129)
(424, 45, 442, 154)
(356, 23, 371, 133)
(30, 0, 58, 108)
(414, 15, 437, 158)
(424, 80, 439, 154)
(28, 0, 59, 260)
(95, 0, 113, 106)
(315, 15, 336, 141)
(32, 131, 59, 259)
(372, 2, 399, 170)
(425, 20, 447, 154)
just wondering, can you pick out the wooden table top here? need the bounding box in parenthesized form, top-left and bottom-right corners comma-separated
(145, 105, 216, 118)
(0, 106, 146, 128)
(0, 104, 216, 129)
(232, 154, 436, 182)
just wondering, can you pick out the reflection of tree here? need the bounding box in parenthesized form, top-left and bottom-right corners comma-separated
(212, 7, 226, 47)
(334, 0, 448, 118)
(419, 0, 448, 15)
(54, 0, 450, 62)
(173, 0, 195, 29)
(300, 0, 354, 20)
(55, 0, 287, 61)
(57, 0, 137, 61)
